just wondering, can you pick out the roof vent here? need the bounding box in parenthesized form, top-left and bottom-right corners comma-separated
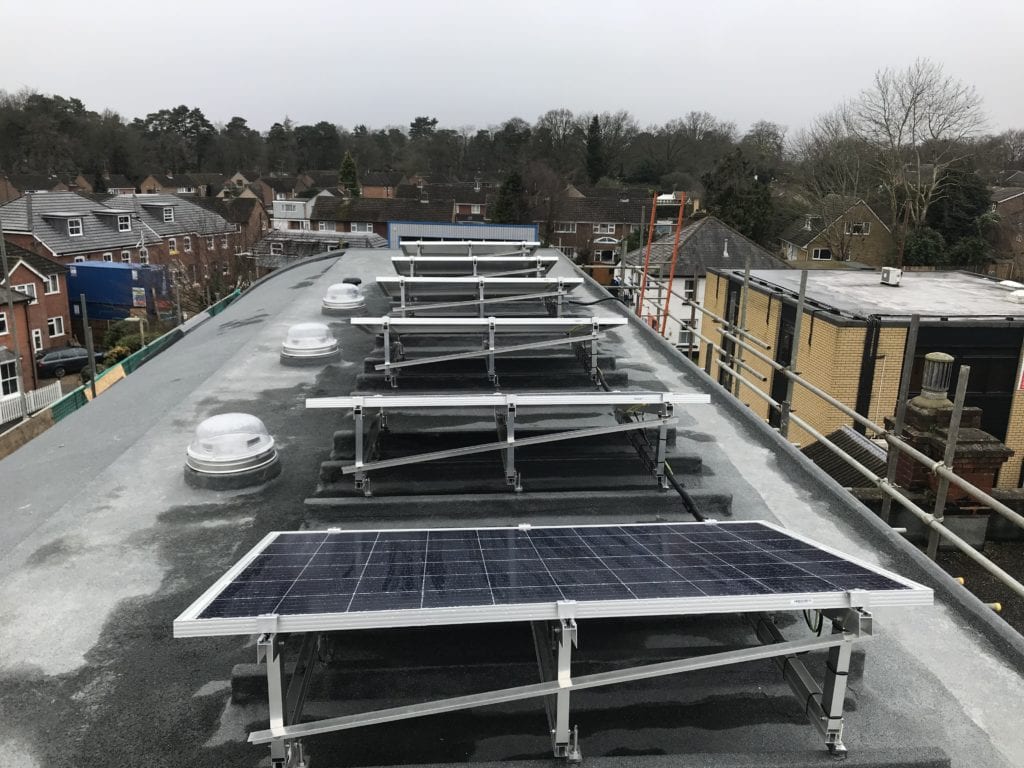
(322, 282, 366, 315)
(281, 322, 340, 365)
(184, 413, 280, 489)
(880, 267, 902, 286)
(919, 352, 954, 402)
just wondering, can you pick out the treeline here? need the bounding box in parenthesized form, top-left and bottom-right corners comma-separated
(1, 60, 1023, 263)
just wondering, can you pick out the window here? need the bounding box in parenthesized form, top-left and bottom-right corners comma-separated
(31, 329, 42, 354)
(168, 237, 177, 253)
(594, 250, 616, 263)
(327, 245, 339, 252)
(183, 236, 192, 252)
(44, 274, 60, 294)
(222, 236, 229, 249)
(283, 203, 297, 212)
(845, 221, 871, 235)
(812, 248, 832, 261)
(234, 246, 242, 256)
(558, 246, 576, 258)
(350, 222, 373, 232)
(270, 242, 284, 255)
(162, 207, 174, 222)
(1, 359, 17, 396)
(12, 283, 37, 304)
(300, 221, 310, 231)
(117, 215, 131, 232)
(275, 192, 286, 200)
(555, 222, 577, 233)
(121, 249, 131, 262)
(471, 204, 481, 215)
(47, 316, 65, 338)
(103, 252, 113, 262)
(221, 262, 229, 276)
(73, 256, 86, 263)
(139, 249, 149, 265)
(318, 222, 332, 231)
(593, 223, 616, 234)
(0, 312, 6, 334)
(67, 218, 83, 236)
(206, 236, 214, 249)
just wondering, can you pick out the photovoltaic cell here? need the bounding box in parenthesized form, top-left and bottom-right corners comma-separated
(186, 522, 923, 630)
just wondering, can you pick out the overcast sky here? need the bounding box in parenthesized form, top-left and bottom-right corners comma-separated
(3, 0, 1022, 135)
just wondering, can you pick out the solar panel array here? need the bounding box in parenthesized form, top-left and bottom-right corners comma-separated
(178, 522, 925, 634)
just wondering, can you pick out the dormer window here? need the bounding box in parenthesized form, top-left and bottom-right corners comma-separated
(163, 207, 174, 222)
(117, 215, 131, 232)
(67, 218, 83, 236)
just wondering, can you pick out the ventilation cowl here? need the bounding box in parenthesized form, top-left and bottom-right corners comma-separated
(184, 413, 281, 489)
(281, 322, 340, 365)
(322, 282, 366, 315)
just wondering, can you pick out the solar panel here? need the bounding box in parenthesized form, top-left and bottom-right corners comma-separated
(174, 521, 931, 637)
(399, 241, 541, 258)
(350, 316, 626, 335)
(391, 255, 557, 277)
(375, 275, 583, 299)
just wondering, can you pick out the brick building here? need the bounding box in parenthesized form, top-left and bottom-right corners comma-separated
(3, 241, 72, 366)
(701, 268, 1024, 489)
(779, 199, 896, 267)
(539, 196, 645, 263)
(992, 187, 1024, 267)
(0, 283, 34, 396)
(309, 195, 455, 239)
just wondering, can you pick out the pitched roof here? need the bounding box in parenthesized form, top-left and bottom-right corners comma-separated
(548, 196, 646, 224)
(992, 186, 1024, 204)
(396, 183, 490, 204)
(2, 239, 65, 276)
(312, 195, 454, 223)
(261, 176, 302, 193)
(362, 171, 404, 187)
(104, 174, 135, 190)
(5, 173, 67, 192)
(778, 197, 878, 248)
(573, 184, 658, 201)
(106, 193, 234, 238)
(624, 216, 786, 275)
(189, 195, 265, 225)
(801, 425, 887, 488)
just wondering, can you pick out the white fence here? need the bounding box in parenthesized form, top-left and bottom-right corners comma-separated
(0, 381, 63, 423)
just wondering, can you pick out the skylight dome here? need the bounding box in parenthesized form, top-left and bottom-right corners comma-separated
(322, 282, 366, 314)
(280, 322, 340, 364)
(185, 413, 280, 487)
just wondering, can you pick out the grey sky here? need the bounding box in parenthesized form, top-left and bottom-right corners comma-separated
(3, 0, 1022, 134)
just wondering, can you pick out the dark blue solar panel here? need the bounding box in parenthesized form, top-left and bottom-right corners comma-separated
(197, 522, 912, 620)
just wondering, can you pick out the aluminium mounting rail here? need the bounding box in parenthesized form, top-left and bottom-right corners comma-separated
(391, 254, 558, 277)
(350, 315, 627, 386)
(306, 391, 710, 494)
(375, 276, 584, 317)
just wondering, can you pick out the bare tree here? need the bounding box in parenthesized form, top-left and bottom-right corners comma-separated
(791, 106, 874, 261)
(852, 58, 986, 262)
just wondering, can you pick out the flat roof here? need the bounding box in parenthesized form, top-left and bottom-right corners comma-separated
(722, 268, 1024, 321)
(1, 249, 1022, 767)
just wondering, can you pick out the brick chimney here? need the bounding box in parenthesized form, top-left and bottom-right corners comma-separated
(888, 352, 1013, 503)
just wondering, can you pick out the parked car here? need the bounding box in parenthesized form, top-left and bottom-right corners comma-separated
(35, 346, 105, 379)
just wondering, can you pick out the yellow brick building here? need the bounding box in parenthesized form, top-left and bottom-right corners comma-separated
(699, 268, 1024, 489)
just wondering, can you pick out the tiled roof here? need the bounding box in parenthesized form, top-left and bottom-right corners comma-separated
(573, 184, 658, 201)
(190, 195, 265, 225)
(104, 174, 135, 190)
(5, 173, 67, 192)
(262, 176, 301, 193)
(548, 196, 646, 224)
(362, 171, 404, 187)
(396, 183, 489, 204)
(305, 171, 340, 189)
(801, 425, 886, 488)
(0, 191, 233, 256)
(778, 196, 867, 248)
(2, 239, 65, 276)
(312, 195, 454, 223)
(992, 187, 1024, 204)
(624, 216, 786, 275)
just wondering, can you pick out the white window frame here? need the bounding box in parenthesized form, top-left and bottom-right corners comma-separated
(183, 236, 192, 253)
(122, 249, 132, 262)
(350, 222, 373, 233)
(117, 215, 131, 232)
(275, 192, 286, 200)
(558, 246, 576, 258)
(31, 328, 43, 354)
(47, 316, 65, 338)
(845, 221, 871, 236)
(555, 222, 577, 234)
(812, 247, 832, 261)
(471, 204, 481, 215)
(270, 242, 284, 256)
(593, 223, 616, 234)
(0, 311, 7, 335)
(67, 218, 83, 237)
(0, 359, 18, 396)
(163, 207, 174, 222)
(206, 236, 215, 249)
(318, 222, 332, 231)
(222, 236, 229, 249)
(139, 249, 149, 265)
(168, 237, 177, 253)
(73, 256, 86, 263)
(103, 252, 113, 262)
(44, 274, 60, 294)
(221, 262, 230, 276)
(594, 250, 616, 264)
(12, 283, 37, 304)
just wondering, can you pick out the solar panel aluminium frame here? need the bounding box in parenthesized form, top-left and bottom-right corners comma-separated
(375, 275, 584, 317)
(305, 391, 708, 493)
(399, 240, 541, 259)
(391, 254, 558, 277)
(173, 520, 931, 638)
(174, 521, 931, 762)
(350, 315, 627, 386)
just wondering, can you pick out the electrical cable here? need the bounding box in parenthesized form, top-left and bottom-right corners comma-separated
(568, 296, 624, 306)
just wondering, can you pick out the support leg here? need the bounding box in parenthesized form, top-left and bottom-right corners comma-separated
(487, 318, 497, 384)
(655, 404, 671, 489)
(553, 619, 580, 761)
(503, 401, 521, 491)
(259, 633, 289, 767)
(820, 617, 854, 754)
(354, 405, 370, 496)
